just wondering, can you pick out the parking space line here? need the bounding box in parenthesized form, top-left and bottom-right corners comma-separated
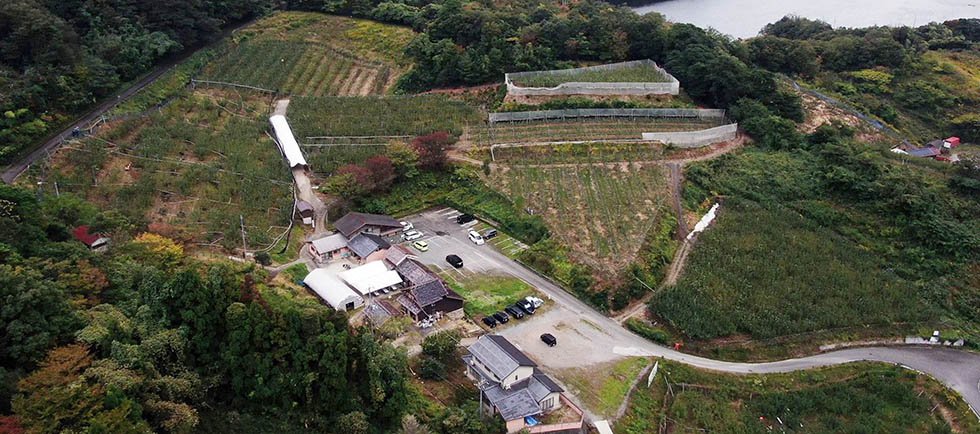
(434, 207, 453, 214)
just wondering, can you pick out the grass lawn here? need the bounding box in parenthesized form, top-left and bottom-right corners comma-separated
(511, 63, 671, 87)
(653, 200, 929, 340)
(282, 263, 310, 284)
(557, 357, 650, 418)
(618, 361, 979, 434)
(447, 274, 535, 317)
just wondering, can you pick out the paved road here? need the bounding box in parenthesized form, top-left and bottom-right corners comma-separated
(404, 207, 980, 420)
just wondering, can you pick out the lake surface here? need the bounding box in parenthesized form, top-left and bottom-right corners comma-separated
(633, 0, 980, 39)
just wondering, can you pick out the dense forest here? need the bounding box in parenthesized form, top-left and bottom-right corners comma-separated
(0, 0, 273, 162)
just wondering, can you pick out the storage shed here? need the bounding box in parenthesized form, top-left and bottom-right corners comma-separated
(303, 269, 363, 311)
(339, 260, 403, 296)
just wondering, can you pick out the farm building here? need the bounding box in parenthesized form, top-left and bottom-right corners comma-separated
(303, 269, 363, 311)
(72, 226, 110, 251)
(297, 200, 314, 225)
(463, 335, 578, 433)
(396, 276, 464, 321)
(270, 115, 308, 169)
(348, 233, 391, 259)
(364, 299, 403, 327)
(338, 260, 403, 296)
(309, 233, 349, 263)
(908, 147, 942, 158)
(383, 245, 416, 267)
(334, 212, 402, 238)
(946, 136, 961, 147)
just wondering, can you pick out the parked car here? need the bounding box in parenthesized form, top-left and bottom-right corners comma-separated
(540, 333, 557, 347)
(456, 213, 475, 224)
(505, 305, 525, 319)
(403, 230, 423, 241)
(482, 228, 498, 239)
(468, 230, 485, 245)
(482, 316, 497, 328)
(446, 254, 463, 268)
(400, 221, 414, 232)
(492, 312, 509, 324)
(412, 240, 429, 252)
(525, 296, 544, 309)
(517, 299, 535, 315)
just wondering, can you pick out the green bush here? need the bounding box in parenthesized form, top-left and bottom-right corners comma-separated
(625, 318, 672, 345)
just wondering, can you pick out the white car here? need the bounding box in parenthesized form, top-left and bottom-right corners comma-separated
(525, 296, 544, 309)
(468, 230, 485, 245)
(403, 230, 423, 241)
(400, 221, 414, 232)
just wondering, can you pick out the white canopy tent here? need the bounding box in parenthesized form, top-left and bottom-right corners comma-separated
(339, 261, 403, 296)
(270, 115, 308, 168)
(303, 269, 363, 311)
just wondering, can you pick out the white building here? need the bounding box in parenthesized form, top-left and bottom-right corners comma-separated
(269, 115, 308, 169)
(303, 269, 363, 311)
(339, 260, 403, 297)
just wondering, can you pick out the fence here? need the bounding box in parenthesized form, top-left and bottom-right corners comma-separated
(641, 123, 738, 148)
(506, 59, 680, 96)
(489, 108, 726, 124)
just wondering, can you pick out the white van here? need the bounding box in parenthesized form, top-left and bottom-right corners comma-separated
(468, 230, 485, 245)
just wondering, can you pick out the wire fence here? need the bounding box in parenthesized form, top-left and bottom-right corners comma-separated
(505, 60, 680, 96)
(641, 123, 738, 148)
(489, 108, 727, 124)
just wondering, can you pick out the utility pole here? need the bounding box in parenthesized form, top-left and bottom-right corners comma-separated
(239, 214, 248, 260)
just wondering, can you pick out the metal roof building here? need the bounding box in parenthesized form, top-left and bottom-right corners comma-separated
(338, 260, 403, 296)
(269, 115, 308, 168)
(303, 269, 363, 311)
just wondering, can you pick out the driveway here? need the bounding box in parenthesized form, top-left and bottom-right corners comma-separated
(400, 207, 980, 419)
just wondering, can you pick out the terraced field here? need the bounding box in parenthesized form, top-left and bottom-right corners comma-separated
(476, 117, 726, 145)
(492, 163, 671, 274)
(198, 12, 414, 96)
(510, 63, 672, 87)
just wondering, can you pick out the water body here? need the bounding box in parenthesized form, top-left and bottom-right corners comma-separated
(633, 0, 980, 39)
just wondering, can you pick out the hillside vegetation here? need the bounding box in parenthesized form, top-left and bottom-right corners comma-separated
(619, 361, 979, 434)
(200, 12, 415, 96)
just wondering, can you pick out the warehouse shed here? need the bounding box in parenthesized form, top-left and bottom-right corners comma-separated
(303, 269, 363, 311)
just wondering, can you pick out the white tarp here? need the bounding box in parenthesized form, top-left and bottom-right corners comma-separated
(339, 261, 403, 296)
(687, 203, 720, 240)
(270, 115, 308, 168)
(593, 421, 614, 434)
(303, 269, 362, 311)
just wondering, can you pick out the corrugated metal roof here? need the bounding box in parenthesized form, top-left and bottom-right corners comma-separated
(339, 261, 403, 296)
(348, 233, 388, 258)
(269, 115, 307, 168)
(310, 233, 347, 253)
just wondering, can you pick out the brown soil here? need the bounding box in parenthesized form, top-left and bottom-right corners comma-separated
(798, 92, 887, 143)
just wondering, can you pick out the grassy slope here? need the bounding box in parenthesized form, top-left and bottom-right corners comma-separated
(492, 163, 673, 283)
(618, 361, 979, 434)
(558, 357, 649, 418)
(654, 199, 928, 340)
(200, 12, 415, 96)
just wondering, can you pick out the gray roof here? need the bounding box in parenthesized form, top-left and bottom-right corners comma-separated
(397, 294, 423, 316)
(296, 200, 314, 212)
(384, 245, 414, 267)
(487, 389, 541, 421)
(412, 280, 450, 307)
(396, 258, 437, 286)
(334, 212, 401, 237)
(348, 233, 390, 258)
(532, 368, 564, 393)
(468, 335, 536, 381)
(310, 233, 347, 253)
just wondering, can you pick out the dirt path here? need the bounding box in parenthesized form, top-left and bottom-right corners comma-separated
(667, 163, 688, 240)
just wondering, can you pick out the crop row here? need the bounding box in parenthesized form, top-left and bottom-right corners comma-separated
(201, 40, 386, 96)
(496, 164, 670, 274)
(492, 142, 667, 164)
(511, 64, 671, 87)
(477, 117, 725, 145)
(287, 95, 482, 138)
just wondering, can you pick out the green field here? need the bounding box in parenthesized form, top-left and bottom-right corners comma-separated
(559, 357, 650, 418)
(618, 361, 978, 434)
(34, 88, 293, 250)
(446, 275, 535, 317)
(654, 200, 928, 340)
(288, 95, 481, 138)
(477, 117, 724, 146)
(493, 163, 672, 280)
(511, 63, 671, 87)
(198, 12, 414, 96)
(487, 141, 670, 164)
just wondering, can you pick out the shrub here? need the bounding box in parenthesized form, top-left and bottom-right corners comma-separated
(625, 318, 672, 345)
(419, 357, 446, 380)
(421, 330, 461, 363)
